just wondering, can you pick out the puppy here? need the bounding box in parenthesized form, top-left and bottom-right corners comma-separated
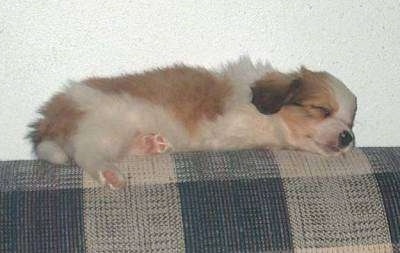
(28, 56, 357, 189)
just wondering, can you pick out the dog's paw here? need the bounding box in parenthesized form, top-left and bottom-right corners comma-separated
(100, 169, 127, 190)
(143, 133, 171, 154)
(131, 133, 171, 155)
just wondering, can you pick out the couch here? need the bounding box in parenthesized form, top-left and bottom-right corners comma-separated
(1, 147, 399, 252)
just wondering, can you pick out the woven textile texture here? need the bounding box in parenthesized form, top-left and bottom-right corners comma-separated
(1, 147, 399, 253)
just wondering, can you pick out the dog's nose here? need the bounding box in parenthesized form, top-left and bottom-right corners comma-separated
(338, 130, 353, 148)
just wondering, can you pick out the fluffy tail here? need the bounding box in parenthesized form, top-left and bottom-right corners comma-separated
(27, 120, 67, 164)
(27, 91, 82, 164)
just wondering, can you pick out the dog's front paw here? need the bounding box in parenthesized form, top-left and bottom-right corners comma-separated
(99, 169, 127, 190)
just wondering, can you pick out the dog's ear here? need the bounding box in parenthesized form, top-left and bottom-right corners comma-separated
(251, 72, 301, 114)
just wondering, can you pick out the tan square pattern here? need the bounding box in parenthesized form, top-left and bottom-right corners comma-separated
(83, 154, 177, 188)
(83, 183, 184, 253)
(274, 148, 373, 178)
(294, 243, 394, 253)
(283, 174, 392, 249)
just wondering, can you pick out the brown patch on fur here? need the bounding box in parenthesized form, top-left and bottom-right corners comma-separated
(85, 65, 233, 135)
(273, 67, 339, 138)
(28, 94, 84, 147)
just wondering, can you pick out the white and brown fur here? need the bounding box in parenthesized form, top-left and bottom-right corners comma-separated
(28, 56, 357, 189)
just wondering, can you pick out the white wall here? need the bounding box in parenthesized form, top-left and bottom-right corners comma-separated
(1, 1, 399, 160)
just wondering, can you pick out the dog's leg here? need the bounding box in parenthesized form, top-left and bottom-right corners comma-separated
(73, 139, 127, 189)
(75, 154, 126, 189)
(129, 133, 171, 155)
(99, 168, 127, 190)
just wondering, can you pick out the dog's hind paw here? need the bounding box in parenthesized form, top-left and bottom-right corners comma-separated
(130, 133, 171, 155)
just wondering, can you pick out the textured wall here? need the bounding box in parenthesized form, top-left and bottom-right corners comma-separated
(1, 1, 399, 160)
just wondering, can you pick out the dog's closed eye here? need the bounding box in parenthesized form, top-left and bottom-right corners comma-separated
(311, 106, 331, 118)
(292, 103, 332, 118)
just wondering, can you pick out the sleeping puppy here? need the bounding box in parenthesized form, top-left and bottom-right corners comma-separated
(28, 56, 357, 189)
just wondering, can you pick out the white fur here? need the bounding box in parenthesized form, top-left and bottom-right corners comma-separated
(64, 83, 190, 179)
(217, 55, 274, 87)
(325, 73, 357, 127)
(193, 105, 287, 151)
(36, 140, 68, 164)
(215, 56, 274, 107)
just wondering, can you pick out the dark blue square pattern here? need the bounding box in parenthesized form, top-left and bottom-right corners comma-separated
(374, 173, 400, 252)
(363, 147, 400, 252)
(178, 178, 292, 252)
(0, 189, 85, 253)
(173, 149, 282, 182)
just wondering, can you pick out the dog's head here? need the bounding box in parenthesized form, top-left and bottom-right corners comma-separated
(251, 67, 357, 155)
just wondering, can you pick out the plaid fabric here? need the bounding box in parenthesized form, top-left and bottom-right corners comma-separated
(0, 147, 399, 253)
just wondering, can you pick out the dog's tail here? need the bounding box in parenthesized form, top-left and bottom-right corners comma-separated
(27, 118, 69, 164)
(27, 90, 83, 164)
